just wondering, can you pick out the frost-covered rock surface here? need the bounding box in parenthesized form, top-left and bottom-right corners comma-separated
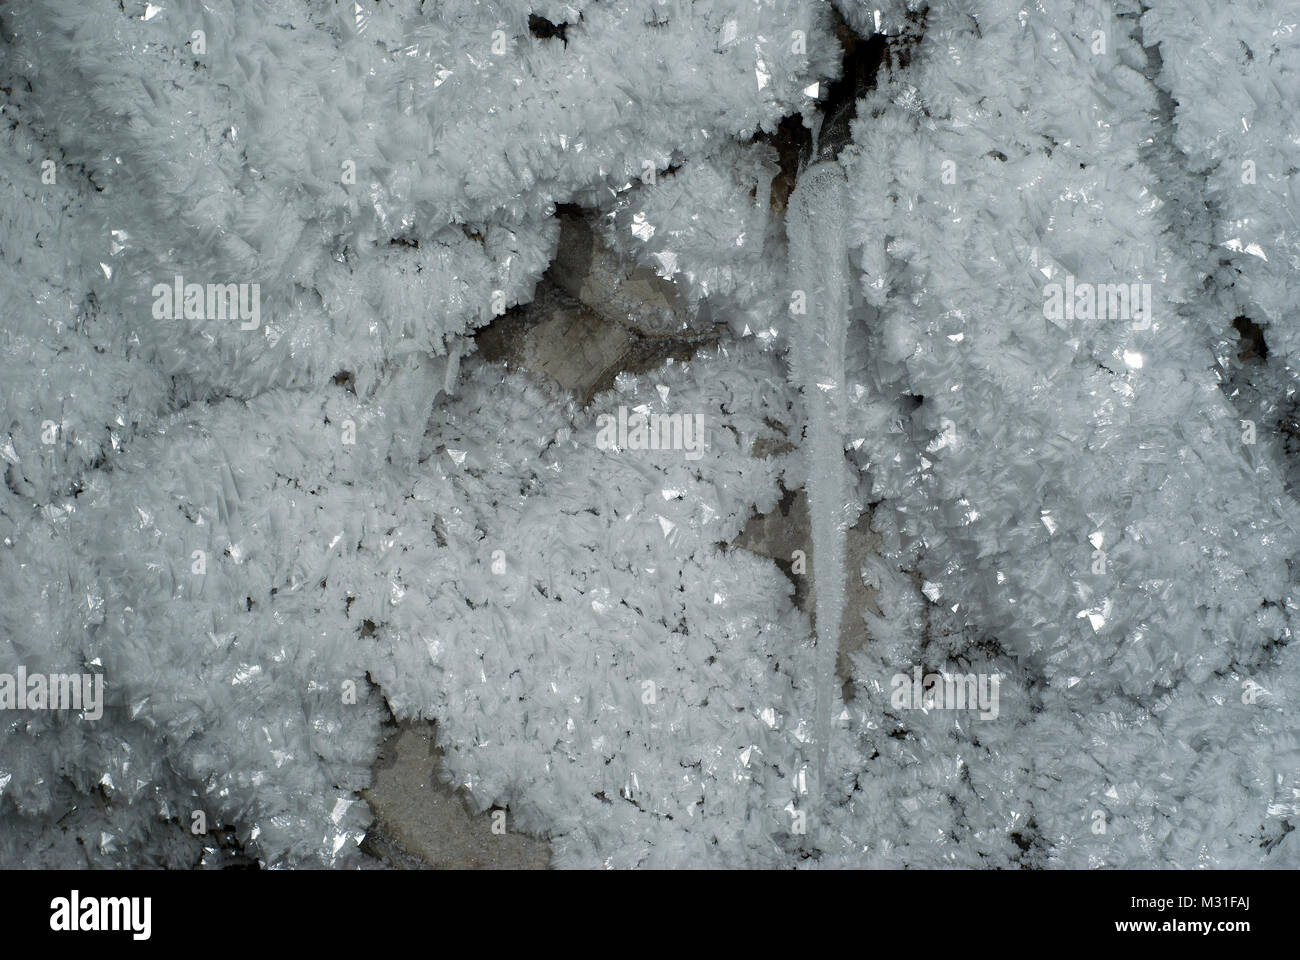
(0, 0, 1297, 868)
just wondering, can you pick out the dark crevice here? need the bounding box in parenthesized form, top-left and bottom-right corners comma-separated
(760, 114, 812, 215)
(1232, 314, 1268, 362)
(815, 26, 887, 163)
(816, 6, 925, 163)
(528, 14, 568, 45)
(759, 7, 924, 213)
(187, 820, 262, 870)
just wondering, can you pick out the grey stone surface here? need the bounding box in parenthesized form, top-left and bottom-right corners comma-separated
(361, 723, 551, 870)
(475, 280, 635, 402)
(732, 489, 880, 697)
(548, 209, 702, 339)
(475, 276, 718, 404)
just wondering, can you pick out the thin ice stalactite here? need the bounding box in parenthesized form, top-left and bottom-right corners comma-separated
(785, 160, 850, 832)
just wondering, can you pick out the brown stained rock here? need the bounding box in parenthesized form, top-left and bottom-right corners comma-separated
(361, 723, 550, 870)
(766, 114, 812, 218)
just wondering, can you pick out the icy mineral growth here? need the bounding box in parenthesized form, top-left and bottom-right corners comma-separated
(814, 0, 1300, 868)
(0, 0, 837, 867)
(785, 161, 852, 824)
(2, 0, 1300, 872)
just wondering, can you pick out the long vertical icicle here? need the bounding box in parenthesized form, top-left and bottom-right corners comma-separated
(785, 162, 850, 825)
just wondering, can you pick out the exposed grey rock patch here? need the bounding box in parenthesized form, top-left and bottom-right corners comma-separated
(733, 489, 881, 699)
(474, 277, 719, 404)
(475, 281, 634, 402)
(361, 723, 551, 870)
(549, 207, 711, 340)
